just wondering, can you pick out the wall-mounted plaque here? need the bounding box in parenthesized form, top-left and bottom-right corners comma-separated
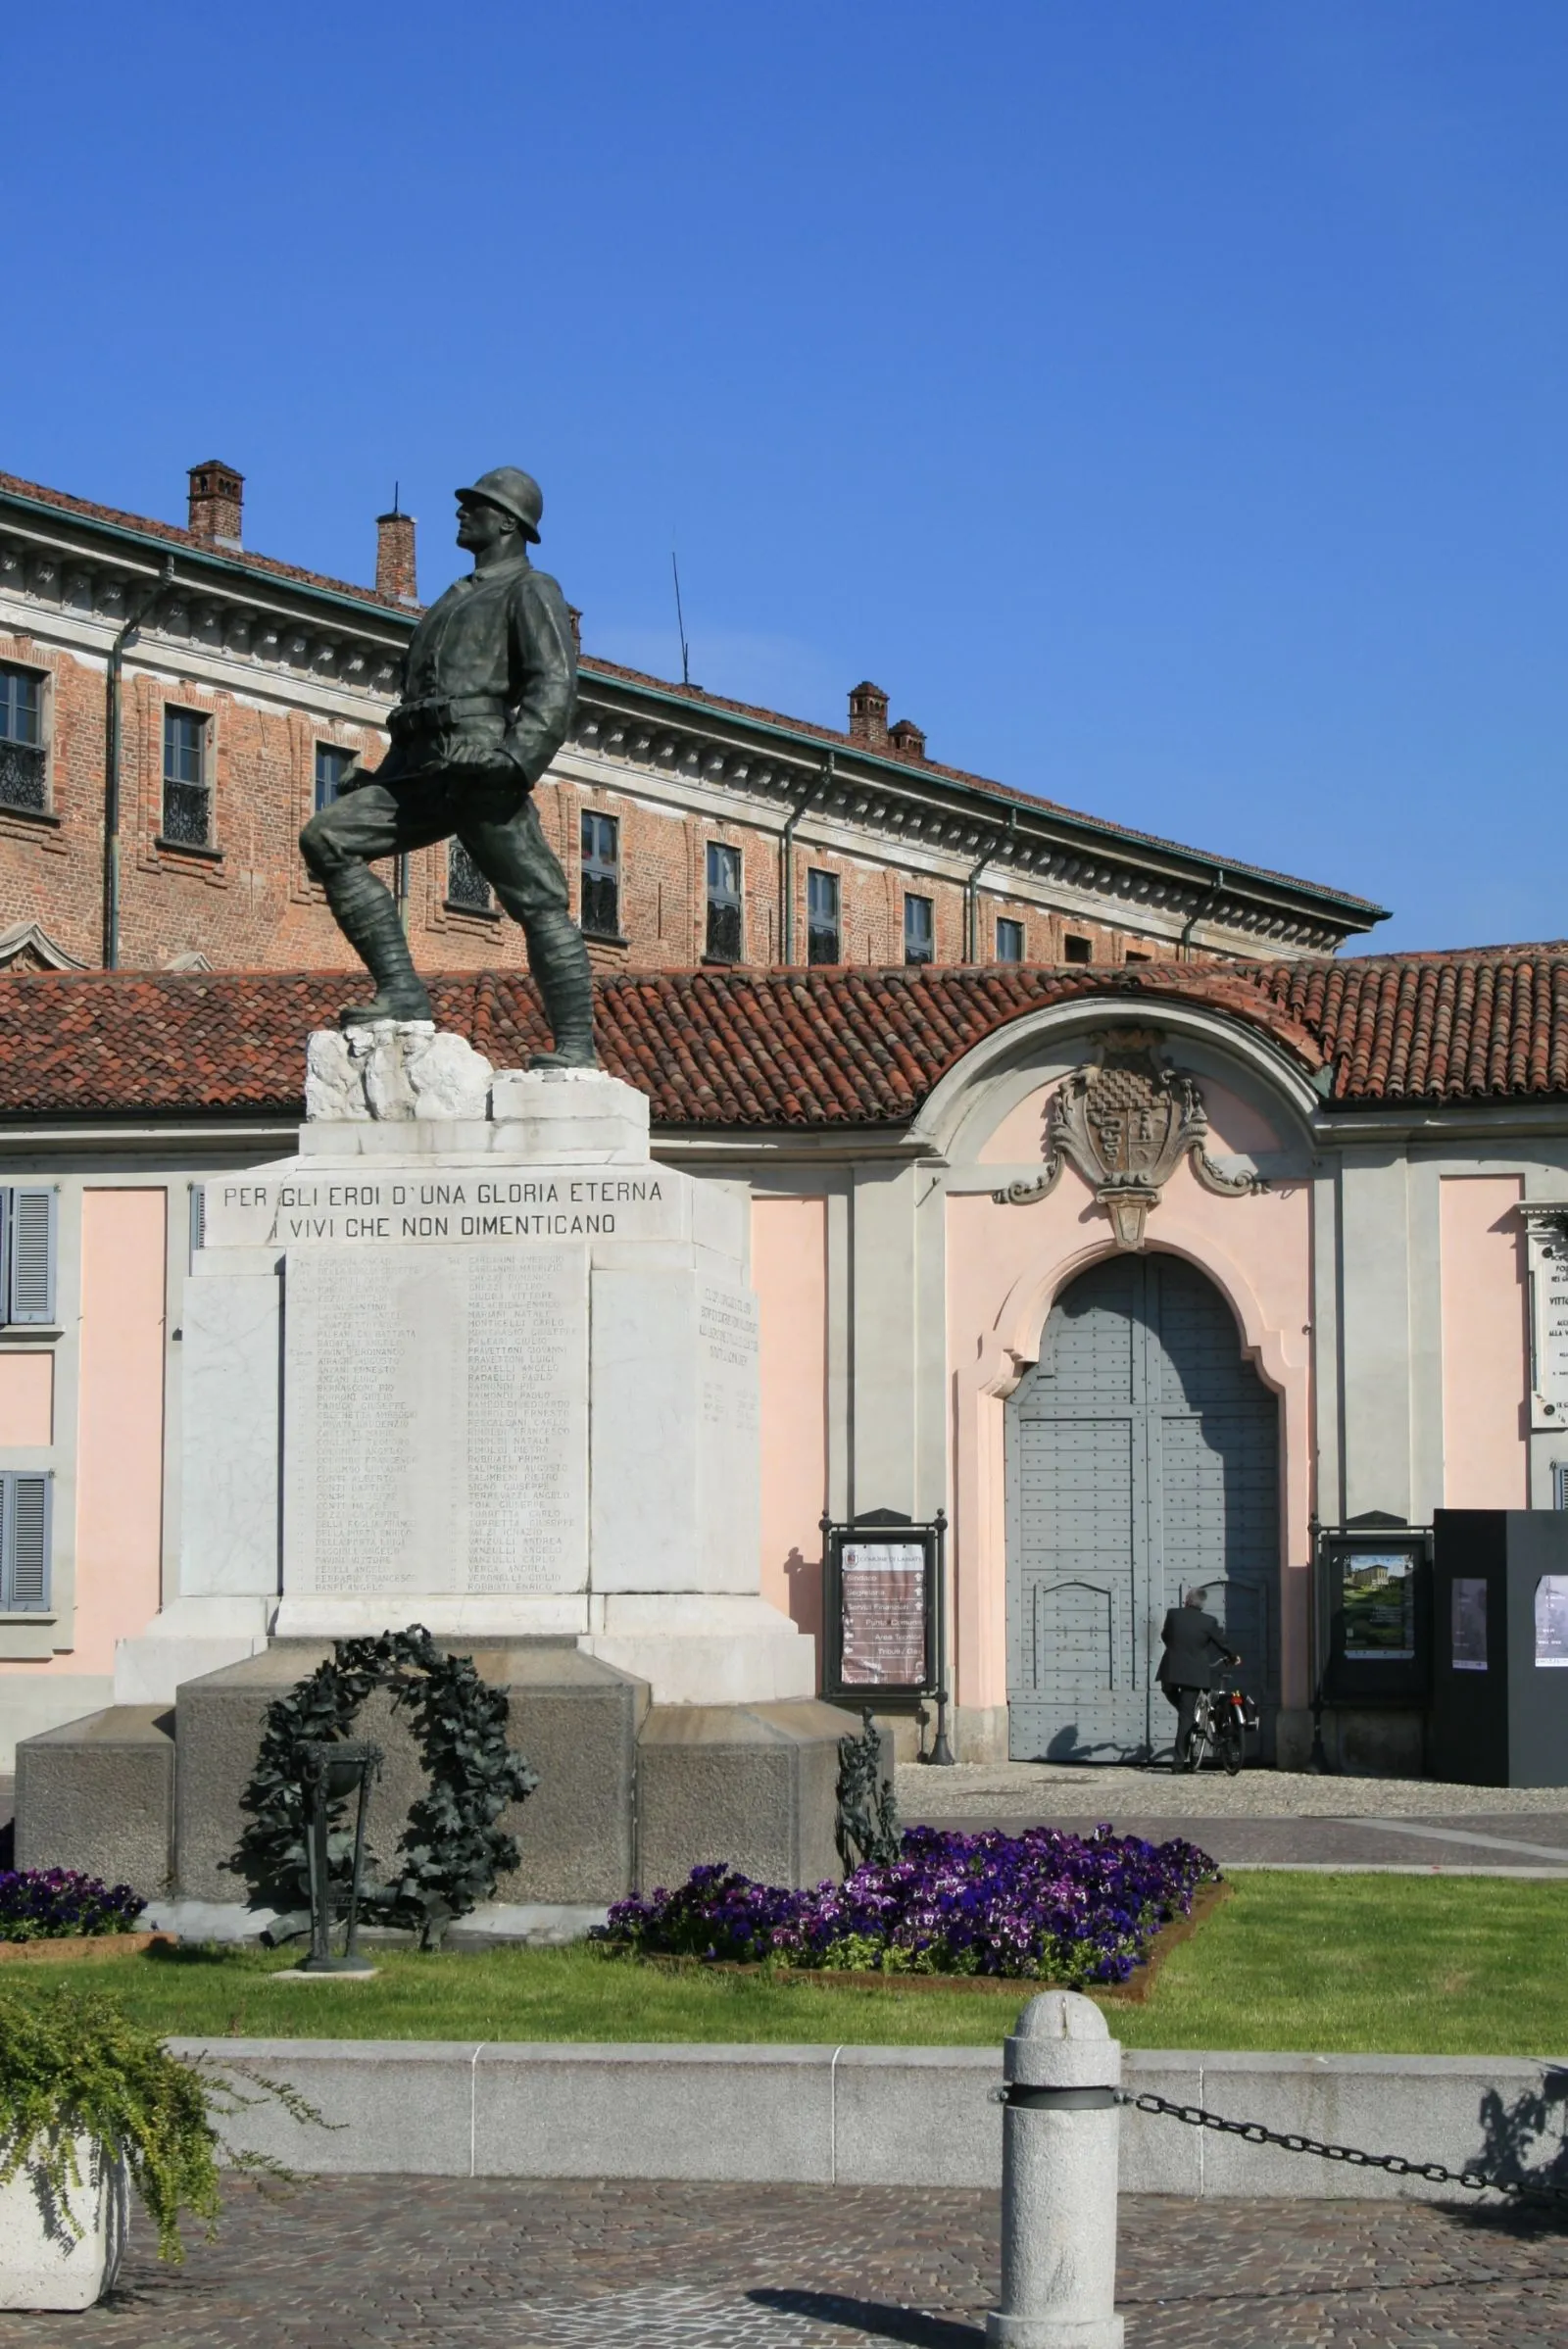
(1452, 1577, 1490, 1672)
(821, 1514, 943, 1700)
(1521, 1206, 1568, 1432)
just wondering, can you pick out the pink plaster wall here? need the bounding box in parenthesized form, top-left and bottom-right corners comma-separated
(947, 1155, 1312, 1713)
(0, 1354, 52, 1444)
(69, 1190, 169, 1673)
(1440, 1175, 1528, 1507)
(752, 1194, 828, 1664)
(977, 1074, 1280, 1165)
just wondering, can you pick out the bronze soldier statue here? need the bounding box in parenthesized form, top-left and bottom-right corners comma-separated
(300, 465, 595, 1065)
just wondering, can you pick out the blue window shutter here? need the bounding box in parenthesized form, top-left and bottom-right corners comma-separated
(8, 1188, 55, 1324)
(3, 1472, 51, 1610)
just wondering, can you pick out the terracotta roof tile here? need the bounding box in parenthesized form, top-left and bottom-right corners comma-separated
(1, 948, 1566, 1129)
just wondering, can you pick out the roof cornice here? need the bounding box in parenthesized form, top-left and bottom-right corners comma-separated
(0, 477, 1385, 952)
(0, 482, 410, 640)
(571, 666, 1385, 944)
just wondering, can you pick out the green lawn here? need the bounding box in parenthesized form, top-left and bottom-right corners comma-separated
(3, 1876, 1565, 2055)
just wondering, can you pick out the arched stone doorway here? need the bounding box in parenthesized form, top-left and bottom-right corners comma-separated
(1004, 1252, 1281, 1762)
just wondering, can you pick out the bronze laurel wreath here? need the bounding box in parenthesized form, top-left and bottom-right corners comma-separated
(229, 1626, 538, 1949)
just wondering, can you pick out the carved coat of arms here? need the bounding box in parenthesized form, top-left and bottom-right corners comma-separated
(992, 1030, 1264, 1248)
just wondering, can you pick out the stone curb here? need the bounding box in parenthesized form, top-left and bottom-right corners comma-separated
(178, 2038, 1568, 2200)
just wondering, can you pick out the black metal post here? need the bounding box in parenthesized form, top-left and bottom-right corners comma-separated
(342, 1762, 376, 1966)
(928, 1507, 956, 1765)
(305, 1769, 331, 1966)
(1304, 1515, 1336, 1775)
(296, 1741, 383, 1975)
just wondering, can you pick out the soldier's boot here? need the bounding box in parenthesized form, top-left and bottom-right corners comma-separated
(524, 911, 598, 1068)
(324, 865, 434, 1028)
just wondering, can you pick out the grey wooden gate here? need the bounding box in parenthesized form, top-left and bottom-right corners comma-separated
(1004, 1253, 1280, 1763)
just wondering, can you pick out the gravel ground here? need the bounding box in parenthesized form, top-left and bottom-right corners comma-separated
(4, 2178, 1564, 2348)
(896, 1766, 1568, 1819)
(899, 1809, 1568, 1869)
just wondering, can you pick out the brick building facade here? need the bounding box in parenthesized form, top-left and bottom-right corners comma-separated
(0, 464, 1386, 981)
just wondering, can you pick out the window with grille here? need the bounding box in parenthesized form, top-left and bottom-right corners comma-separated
(162, 709, 212, 845)
(0, 1189, 56, 1325)
(580, 811, 620, 937)
(315, 744, 356, 810)
(447, 838, 494, 911)
(996, 917, 1024, 964)
(0, 662, 46, 812)
(904, 894, 934, 966)
(807, 868, 840, 965)
(706, 842, 743, 962)
(0, 1472, 51, 1612)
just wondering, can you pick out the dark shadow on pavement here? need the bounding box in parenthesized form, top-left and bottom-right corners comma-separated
(749, 2290, 982, 2345)
(1445, 2071, 1568, 2229)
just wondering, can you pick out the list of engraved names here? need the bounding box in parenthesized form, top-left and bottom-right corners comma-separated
(284, 1244, 587, 1598)
(467, 1251, 583, 1588)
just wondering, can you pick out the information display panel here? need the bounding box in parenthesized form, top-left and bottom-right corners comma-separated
(1316, 1524, 1432, 1704)
(822, 1517, 941, 1699)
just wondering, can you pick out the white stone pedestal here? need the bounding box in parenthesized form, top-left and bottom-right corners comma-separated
(115, 1030, 814, 1708)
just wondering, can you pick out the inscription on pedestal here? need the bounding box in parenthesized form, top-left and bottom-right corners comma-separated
(467, 1253, 582, 1586)
(697, 1281, 761, 1583)
(284, 1243, 587, 1598)
(209, 1170, 679, 1251)
(699, 1283, 760, 1438)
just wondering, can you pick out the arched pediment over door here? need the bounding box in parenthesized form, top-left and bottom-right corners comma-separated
(1005, 1249, 1281, 1764)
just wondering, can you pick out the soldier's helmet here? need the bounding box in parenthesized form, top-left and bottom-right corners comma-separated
(456, 466, 543, 545)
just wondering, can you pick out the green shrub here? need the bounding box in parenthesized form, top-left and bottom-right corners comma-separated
(0, 1983, 321, 2263)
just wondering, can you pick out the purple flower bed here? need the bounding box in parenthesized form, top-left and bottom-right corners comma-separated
(599, 1825, 1217, 1986)
(0, 1869, 146, 1942)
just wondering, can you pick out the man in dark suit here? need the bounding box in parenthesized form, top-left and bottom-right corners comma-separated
(1157, 1589, 1240, 1768)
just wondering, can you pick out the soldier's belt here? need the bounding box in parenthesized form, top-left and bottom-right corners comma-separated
(390, 693, 509, 732)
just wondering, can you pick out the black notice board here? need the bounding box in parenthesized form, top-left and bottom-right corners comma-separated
(822, 1520, 940, 1699)
(1318, 1526, 1433, 1704)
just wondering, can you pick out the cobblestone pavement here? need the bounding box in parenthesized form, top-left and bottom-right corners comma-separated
(4, 2179, 1566, 2348)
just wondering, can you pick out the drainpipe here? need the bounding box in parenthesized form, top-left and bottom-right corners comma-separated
(103, 557, 175, 970)
(963, 811, 1014, 962)
(1179, 865, 1226, 960)
(779, 752, 831, 965)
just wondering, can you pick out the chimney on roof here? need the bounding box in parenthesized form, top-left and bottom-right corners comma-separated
(848, 680, 889, 749)
(375, 500, 418, 605)
(187, 460, 243, 548)
(888, 716, 926, 760)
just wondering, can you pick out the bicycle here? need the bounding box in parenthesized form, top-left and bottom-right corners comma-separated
(1182, 1675, 1254, 1776)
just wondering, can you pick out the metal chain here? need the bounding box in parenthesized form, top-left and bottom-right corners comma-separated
(1119, 2090, 1568, 2208)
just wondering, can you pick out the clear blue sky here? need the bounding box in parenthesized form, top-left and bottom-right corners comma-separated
(6, 2, 1565, 952)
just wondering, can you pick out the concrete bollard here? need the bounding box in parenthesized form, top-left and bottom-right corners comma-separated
(986, 1988, 1124, 2349)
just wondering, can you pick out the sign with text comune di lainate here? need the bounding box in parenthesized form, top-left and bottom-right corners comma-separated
(821, 1512, 942, 1699)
